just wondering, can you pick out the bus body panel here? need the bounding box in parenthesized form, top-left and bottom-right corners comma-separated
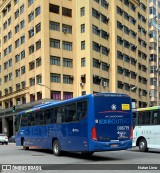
(133, 107, 160, 150)
(133, 125, 160, 149)
(87, 94, 132, 151)
(15, 93, 132, 153)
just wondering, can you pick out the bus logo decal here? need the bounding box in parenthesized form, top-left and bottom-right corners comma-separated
(111, 104, 117, 110)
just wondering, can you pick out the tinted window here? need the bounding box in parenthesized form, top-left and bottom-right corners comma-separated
(21, 114, 28, 126)
(151, 110, 160, 125)
(44, 109, 52, 124)
(56, 106, 65, 123)
(28, 113, 35, 126)
(137, 111, 151, 125)
(65, 103, 76, 122)
(77, 100, 88, 120)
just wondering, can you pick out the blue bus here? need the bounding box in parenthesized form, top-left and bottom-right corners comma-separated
(15, 93, 133, 156)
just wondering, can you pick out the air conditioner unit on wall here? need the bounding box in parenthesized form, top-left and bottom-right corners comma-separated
(80, 82, 84, 87)
(103, 81, 108, 87)
(63, 28, 67, 33)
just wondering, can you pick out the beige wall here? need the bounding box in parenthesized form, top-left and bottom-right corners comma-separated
(0, 0, 150, 109)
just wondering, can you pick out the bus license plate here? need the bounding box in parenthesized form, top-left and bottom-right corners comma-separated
(111, 144, 118, 148)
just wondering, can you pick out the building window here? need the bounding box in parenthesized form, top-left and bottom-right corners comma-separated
(4, 75, 8, 83)
(117, 81, 123, 89)
(92, 25, 100, 36)
(62, 7, 72, 17)
(81, 58, 86, 67)
(28, 11, 34, 22)
(149, 7, 156, 15)
(81, 41, 85, 50)
(4, 61, 8, 69)
(4, 48, 8, 56)
(63, 75, 73, 84)
(81, 24, 85, 33)
(29, 44, 34, 54)
(49, 21, 60, 31)
(21, 50, 25, 59)
(62, 24, 72, 34)
(63, 92, 73, 100)
(63, 58, 73, 67)
(15, 54, 20, 62)
(21, 66, 25, 74)
(124, 26, 130, 35)
(36, 74, 42, 84)
(93, 58, 100, 69)
(37, 92, 42, 100)
(21, 35, 25, 44)
(35, 23, 41, 33)
(35, 6, 41, 17)
(50, 39, 60, 48)
(62, 41, 72, 51)
(15, 39, 20, 48)
(102, 62, 109, 71)
(102, 46, 109, 55)
(30, 77, 35, 86)
(3, 35, 7, 43)
(20, 4, 24, 14)
(20, 20, 25, 29)
(92, 8, 100, 19)
(117, 6, 123, 16)
(28, 0, 34, 7)
(36, 40, 41, 50)
(50, 56, 60, 66)
(29, 27, 34, 38)
(49, 4, 59, 14)
(101, 14, 109, 24)
(50, 73, 61, 83)
(21, 81, 26, 89)
(29, 61, 35, 70)
(51, 91, 61, 100)
(15, 69, 20, 77)
(30, 94, 35, 102)
(101, 30, 109, 40)
(16, 83, 20, 91)
(93, 75, 101, 85)
(36, 57, 41, 67)
(8, 17, 12, 26)
(15, 24, 20, 33)
(15, 10, 19, 19)
(80, 7, 85, 16)
(93, 41, 101, 52)
(8, 31, 12, 39)
(8, 45, 12, 53)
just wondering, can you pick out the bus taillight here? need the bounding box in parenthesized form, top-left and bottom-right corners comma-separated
(130, 126, 133, 139)
(92, 127, 97, 141)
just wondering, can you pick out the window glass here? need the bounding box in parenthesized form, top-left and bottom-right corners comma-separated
(56, 107, 65, 123)
(77, 101, 87, 120)
(65, 104, 76, 122)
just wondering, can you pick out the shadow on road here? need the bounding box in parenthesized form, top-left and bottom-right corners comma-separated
(19, 148, 124, 161)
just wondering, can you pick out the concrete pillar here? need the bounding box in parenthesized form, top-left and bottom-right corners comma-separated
(2, 117, 9, 136)
(13, 115, 16, 135)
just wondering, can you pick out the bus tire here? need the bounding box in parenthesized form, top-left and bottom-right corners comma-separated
(22, 139, 29, 150)
(139, 138, 148, 152)
(81, 152, 94, 157)
(53, 140, 61, 156)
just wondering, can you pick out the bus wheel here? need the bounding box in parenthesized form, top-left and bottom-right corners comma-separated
(53, 140, 61, 156)
(22, 139, 29, 150)
(139, 138, 148, 152)
(81, 152, 94, 157)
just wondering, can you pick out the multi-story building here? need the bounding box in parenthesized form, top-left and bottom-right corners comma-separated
(0, 0, 149, 135)
(148, 0, 160, 106)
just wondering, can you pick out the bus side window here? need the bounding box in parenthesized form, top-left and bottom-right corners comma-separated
(65, 103, 76, 122)
(21, 114, 28, 126)
(77, 101, 87, 121)
(28, 113, 35, 126)
(56, 107, 65, 123)
(44, 109, 51, 124)
(152, 111, 159, 125)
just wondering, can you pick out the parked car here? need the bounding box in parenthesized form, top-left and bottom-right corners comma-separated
(0, 134, 8, 145)
(8, 135, 15, 143)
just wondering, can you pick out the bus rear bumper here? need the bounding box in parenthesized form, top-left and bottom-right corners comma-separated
(90, 140, 132, 151)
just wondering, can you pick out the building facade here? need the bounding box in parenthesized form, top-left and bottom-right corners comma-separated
(149, 0, 160, 106)
(0, 0, 149, 135)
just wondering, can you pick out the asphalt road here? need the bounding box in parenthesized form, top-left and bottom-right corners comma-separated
(0, 143, 160, 173)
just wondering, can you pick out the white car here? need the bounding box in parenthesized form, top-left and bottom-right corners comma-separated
(0, 134, 8, 145)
